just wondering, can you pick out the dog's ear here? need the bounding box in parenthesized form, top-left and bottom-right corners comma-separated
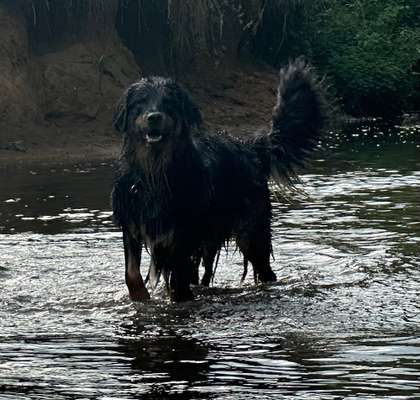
(180, 89, 202, 129)
(113, 88, 130, 133)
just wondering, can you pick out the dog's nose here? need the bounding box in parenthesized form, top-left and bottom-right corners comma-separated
(146, 112, 163, 126)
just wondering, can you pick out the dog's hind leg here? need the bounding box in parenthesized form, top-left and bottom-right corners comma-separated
(123, 230, 150, 301)
(190, 252, 201, 285)
(236, 200, 276, 284)
(237, 233, 276, 284)
(240, 257, 252, 285)
(201, 243, 221, 287)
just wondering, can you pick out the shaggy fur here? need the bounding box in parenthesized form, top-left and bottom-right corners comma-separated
(112, 59, 326, 302)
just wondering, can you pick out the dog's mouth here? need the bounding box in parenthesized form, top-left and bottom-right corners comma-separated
(135, 113, 175, 145)
(144, 129, 164, 144)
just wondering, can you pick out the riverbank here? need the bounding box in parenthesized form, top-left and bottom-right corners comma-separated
(0, 64, 278, 168)
(1, 3, 284, 168)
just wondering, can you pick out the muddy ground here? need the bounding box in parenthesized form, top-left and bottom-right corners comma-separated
(0, 4, 278, 168)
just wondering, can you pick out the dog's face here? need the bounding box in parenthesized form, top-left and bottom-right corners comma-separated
(113, 77, 202, 148)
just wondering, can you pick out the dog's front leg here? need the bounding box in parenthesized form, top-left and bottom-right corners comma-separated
(169, 254, 195, 302)
(123, 230, 150, 301)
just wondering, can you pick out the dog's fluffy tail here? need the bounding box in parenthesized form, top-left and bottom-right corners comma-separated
(257, 58, 327, 187)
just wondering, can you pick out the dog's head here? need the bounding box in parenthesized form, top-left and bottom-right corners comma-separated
(113, 77, 202, 147)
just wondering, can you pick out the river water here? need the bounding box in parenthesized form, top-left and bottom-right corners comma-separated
(1, 122, 420, 399)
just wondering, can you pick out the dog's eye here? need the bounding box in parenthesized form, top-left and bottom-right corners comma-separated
(131, 103, 143, 114)
(128, 94, 148, 108)
(136, 96, 149, 103)
(160, 100, 178, 118)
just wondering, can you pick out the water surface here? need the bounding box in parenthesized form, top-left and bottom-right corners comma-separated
(1, 122, 420, 399)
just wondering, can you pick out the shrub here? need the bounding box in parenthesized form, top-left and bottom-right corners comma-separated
(306, 0, 420, 116)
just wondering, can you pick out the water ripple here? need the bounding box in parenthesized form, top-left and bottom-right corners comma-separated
(1, 124, 420, 398)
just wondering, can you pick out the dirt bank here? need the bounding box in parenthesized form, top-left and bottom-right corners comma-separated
(0, 64, 278, 167)
(0, 4, 277, 168)
(0, 2, 139, 167)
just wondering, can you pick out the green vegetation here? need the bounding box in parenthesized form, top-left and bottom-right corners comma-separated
(304, 0, 420, 116)
(12, 0, 420, 116)
(244, 0, 419, 115)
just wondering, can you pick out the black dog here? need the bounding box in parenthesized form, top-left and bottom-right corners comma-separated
(112, 59, 326, 302)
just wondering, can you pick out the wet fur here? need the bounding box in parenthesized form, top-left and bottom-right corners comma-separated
(112, 59, 326, 301)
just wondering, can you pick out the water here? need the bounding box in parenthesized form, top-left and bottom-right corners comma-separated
(1, 122, 420, 399)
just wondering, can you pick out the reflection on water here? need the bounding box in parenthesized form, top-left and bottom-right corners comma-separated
(0, 163, 115, 234)
(1, 122, 420, 399)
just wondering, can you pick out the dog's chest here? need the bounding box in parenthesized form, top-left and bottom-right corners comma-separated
(120, 160, 210, 247)
(134, 223, 175, 250)
(128, 197, 176, 249)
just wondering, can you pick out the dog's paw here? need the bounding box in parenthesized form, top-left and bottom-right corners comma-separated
(257, 269, 277, 283)
(129, 287, 151, 302)
(170, 288, 194, 303)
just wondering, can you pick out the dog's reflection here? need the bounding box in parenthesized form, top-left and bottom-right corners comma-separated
(117, 313, 209, 394)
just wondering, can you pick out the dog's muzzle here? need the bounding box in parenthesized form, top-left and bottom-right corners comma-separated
(136, 112, 172, 144)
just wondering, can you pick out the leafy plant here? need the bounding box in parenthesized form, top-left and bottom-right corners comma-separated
(305, 0, 420, 115)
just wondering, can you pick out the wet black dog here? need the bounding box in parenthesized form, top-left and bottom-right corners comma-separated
(112, 59, 326, 302)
